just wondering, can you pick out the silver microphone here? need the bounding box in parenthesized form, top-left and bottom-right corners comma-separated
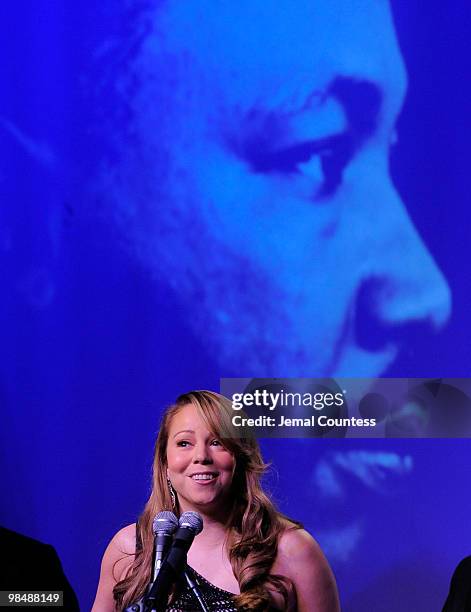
(151, 511, 178, 581)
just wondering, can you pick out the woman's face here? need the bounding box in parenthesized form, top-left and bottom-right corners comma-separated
(166, 403, 236, 513)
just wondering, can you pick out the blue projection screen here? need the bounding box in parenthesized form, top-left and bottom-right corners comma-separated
(1, 2, 470, 610)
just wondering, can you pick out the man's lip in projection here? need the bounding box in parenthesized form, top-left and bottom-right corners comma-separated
(114, 0, 451, 376)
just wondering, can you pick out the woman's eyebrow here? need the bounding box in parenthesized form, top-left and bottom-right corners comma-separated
(172, 429, 195, 438)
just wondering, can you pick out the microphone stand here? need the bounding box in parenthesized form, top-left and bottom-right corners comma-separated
(184, 571, 210, 612)
(124, 566, 210, 612)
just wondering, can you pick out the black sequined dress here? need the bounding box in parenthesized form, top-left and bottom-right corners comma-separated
(166, 566, 237, 612)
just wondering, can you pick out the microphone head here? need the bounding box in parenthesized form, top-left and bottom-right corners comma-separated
(153, 511, 178, 535)
(179, 511, 203, 535)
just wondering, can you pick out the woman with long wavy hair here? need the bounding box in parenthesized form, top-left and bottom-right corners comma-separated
(92, 391, 339, 611)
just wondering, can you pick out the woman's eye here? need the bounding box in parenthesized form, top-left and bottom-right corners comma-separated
(176, 440, 191, 447)
(210, 439, 222, 446)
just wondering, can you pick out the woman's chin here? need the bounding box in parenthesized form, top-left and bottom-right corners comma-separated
(179, 492, 231, 515)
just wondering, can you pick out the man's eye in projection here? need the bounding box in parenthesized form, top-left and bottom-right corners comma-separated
(243, 132, 355, 199)
(234, 78, 382, 200)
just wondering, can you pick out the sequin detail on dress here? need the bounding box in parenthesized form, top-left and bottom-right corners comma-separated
(166, 567, 237, 612)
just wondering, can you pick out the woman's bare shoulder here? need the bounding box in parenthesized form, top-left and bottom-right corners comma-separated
(102, 523, 137, 577)
(277, 527, 325, 567)
(111, 523, 137, 555)
(91, 524, 137, 611)
(274, 527, 340, 612)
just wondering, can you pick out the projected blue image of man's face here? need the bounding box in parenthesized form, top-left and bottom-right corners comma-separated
(114, 0, 451, 376)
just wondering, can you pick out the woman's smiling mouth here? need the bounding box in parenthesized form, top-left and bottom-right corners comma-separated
(189, 472, 219, 482)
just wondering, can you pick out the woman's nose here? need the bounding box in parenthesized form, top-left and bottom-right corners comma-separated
(192, 444, 212, 464)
